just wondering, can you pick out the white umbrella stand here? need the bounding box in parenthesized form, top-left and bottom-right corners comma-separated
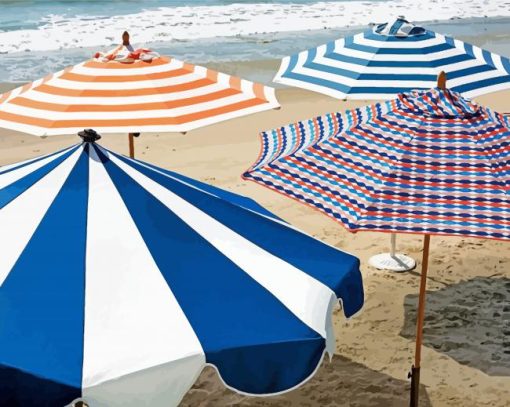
(368, 233, 416, 272)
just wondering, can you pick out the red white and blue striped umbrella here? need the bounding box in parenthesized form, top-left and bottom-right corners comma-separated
(244, 87, 510, 240)
(0, 131, 363, 407)
(274, 17, 510, 100)
(243, 84, 510, 406)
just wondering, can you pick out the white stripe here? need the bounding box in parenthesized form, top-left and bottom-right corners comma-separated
(37, 99, 281, 134)
(1, 92, 256, 120)
(108, 152, 336, 346)
(288, 64, 437, 88)
(492, 54, 507, 73)
(472, 45, 485, 63)
(0, 145, 73, 174)
(22, 82, 231, 105)
(82, 146, 204, 394)
(0, 146, 75, 189)
(82, 355, 205, 407)
(274, 75, 349, 99)
(448, 69, 509, 88)
(311, 52, 489, 76)
(71, 59, 184, 76)
(355, 33, 444, 48)
(0, 96, 279, 136)
(0, 148, 82, 286)
(0, 119, 50, 136)
(47, 71, 205, 90)
(334, 44, 466, 62)
(274, 55, 292, 82)
(464, 81, 510, 98)
(263, 85, 277, 106)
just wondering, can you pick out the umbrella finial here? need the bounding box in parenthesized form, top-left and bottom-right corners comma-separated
(122, 31, 130, 46)
(437, 71, 447, 90)
(78, 129, 101, 143)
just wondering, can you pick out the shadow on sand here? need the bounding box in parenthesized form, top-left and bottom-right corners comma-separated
(181, 355, 432, 406)
(400, 276, 510, 376)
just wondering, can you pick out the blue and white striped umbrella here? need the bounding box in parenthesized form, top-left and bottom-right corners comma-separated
(274, 17, 510, 100)
(0, 135, 364, 407)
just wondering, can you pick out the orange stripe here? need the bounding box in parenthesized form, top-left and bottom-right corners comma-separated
(83, 57, 171, 69)
(60, 68, 192, 82)
(10, 88, 241, 112)
(229, 75, 241, 90)
(182, 63, 196, 73)
(228, 75, 268, 102)
(253, 83, 267, 101)
(19, 83, 32, 95)
(0, 97, 267, 128)
(33, 77, 216, 97)
(0, 90, 12, 104)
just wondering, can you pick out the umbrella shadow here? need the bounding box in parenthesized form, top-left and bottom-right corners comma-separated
(181, 356, 432, 406)
(400, 277, 510, 376)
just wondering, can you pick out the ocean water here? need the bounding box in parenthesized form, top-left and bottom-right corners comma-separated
(1, 0, 510, 83)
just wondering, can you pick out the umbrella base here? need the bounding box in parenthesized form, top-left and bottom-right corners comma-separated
(368, 253, 416, 272)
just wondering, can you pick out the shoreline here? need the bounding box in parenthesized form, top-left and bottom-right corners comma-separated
(2, 14, 510, 84)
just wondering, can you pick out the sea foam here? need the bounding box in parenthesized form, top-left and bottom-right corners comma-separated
(1, 0, 510, 54)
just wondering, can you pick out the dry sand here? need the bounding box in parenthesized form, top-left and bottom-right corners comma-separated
(0, 83, 509, 407)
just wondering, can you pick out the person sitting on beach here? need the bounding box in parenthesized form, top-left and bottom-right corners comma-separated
(93, 31, 159, 63)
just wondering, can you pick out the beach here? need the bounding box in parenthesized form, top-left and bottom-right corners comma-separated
(1, 0, 510, 405)
(1, 82, 509, 406)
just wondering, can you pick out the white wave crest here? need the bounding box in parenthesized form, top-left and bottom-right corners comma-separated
(1, 0, 510, 54)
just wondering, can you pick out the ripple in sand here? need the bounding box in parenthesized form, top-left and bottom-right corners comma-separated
(181, 356, 432, 406)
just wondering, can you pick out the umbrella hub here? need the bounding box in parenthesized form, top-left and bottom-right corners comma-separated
(398, 88, 481, 119)
(374, 17, 426, 37)
(78, 128, 101, 143)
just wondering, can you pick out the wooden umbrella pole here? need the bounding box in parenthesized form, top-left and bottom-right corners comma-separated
(128, 133, 135, 158)
(409, 234, 431, 407)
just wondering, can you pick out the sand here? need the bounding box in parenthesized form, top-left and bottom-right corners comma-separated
(0, 82, 509, 406)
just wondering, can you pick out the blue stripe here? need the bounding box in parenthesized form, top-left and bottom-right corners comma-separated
(97, 147, 329, 394)
(501, 55, 510, 73)
(0, 146, 89, 399)
(112, 150, 363, 316)
(482, 48, 495, 66)
(453, 74, 510, 93)
(283, 69, 428, 95)
(388, 19, 404, 35)
(300, 56, 494, 82)
(343, 40, 453, 55)
(304, 60, 438, 81)
(0, 366, 80, 407)
(0, 146, 79, 209)
(131, 158, 281, 220)
(329, 50, 472, 68)
(0, 145, 77, 176)
(366, 29, 435, 42)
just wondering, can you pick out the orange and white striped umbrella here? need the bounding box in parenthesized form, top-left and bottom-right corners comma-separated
(0, 56, 280, 136)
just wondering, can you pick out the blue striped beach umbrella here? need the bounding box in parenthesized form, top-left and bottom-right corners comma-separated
(0, 130, 364, 407)
(243, 83, 510, 406)
(274, 17, 510, 100)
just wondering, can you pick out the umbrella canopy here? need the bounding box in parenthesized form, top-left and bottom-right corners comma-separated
(0, 135, 363, 407)
(244, 87, 510, 239)
(0, 54, 279, 136)
(243, 85, 510, 406)
(274, 17, 510, 100)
